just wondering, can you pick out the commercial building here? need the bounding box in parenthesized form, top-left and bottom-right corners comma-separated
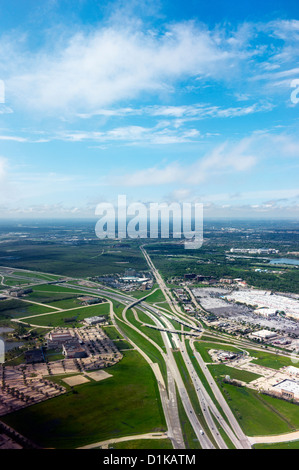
(272, 379, 299, 400)
(217, 351, 237, 361)
(220, 278, 233, 284)
(62, 341, 87, 359)
(251, 329, 277, 341)
(84, 316, 106, 326)
(254, 307, 277, 318)
(8, 288, 33, 298)
(224, 289, 299, 320)
(47, 331, 74, 348)
(230, 248, 279, 255)
(120, 276, 150, 283)
(273, 338, 291, 346)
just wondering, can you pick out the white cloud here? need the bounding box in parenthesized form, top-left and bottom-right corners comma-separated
(267, 20, 299, 41)
(3, 21, 250, 114)
(120, 162, 182, 186)
(0, 16, 297, 118)
(0, 135, 28, 142)
(0, 157, 6, 181)
(61, 124, 201, 144)
(111, 131, 299, 186)
(112, 136, 257, 186)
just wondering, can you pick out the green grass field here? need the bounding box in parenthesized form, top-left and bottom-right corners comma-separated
(0, 242, 148, 277)
(2, 350, 166, 449)
(2, 277, 30, 286)
(134, 308, 156, 326)
(194, 341, 243, 363)
(103, 326, 124, 340)
(208, 364, 261, 383)
(220, 382, 299, 436)
(9, 270, 61, 281)
(144, 289, 167, 304)
(113, 339, 133, 350)
(153, 301, 173, 313)
(114, 316, 168, 388)
(0, 298, 56, 320)
(21, 302, 110, 327)
(126, 309, 165, 350)
(248, 349, 295, 370)
(25, 290, 82, 309)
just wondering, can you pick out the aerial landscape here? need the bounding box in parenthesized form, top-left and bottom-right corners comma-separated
(0, 0, 299, 460)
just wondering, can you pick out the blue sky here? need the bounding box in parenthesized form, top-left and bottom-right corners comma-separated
(0, 0, 298, 219)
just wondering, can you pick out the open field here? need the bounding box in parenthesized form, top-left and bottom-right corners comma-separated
(143, 289, 167, 304)
(194, 341, 244, 363)
(103, 326, 124, 340)
(134, 308, 156, 326)
(8, 270, 62, 281)
(25, 290, 83, 309)
(0, 242, 148, 277)
(220, 382, 299, 436)
(248, 349, 296, 370)
(153, 301, 174, 313)
(1, 350, 166, 449)
(0, 299, 56, 321)
(114, 317, 168, 388)
(20, 302, 110, 327)
(113, 339, 133, 350)
(208, 364, 262, 383)
(128, 285, 159, 299)
(1, 277, 30, 286)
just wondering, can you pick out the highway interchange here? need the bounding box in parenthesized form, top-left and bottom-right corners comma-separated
(3, 247, 299, 450)
(59, 246, 252, 449)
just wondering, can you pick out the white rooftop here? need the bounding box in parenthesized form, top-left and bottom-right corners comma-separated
(224, 289, 299, 319)
(251, 329, 277, 338)
(273, 379, 299, 397)
(286, 366, 299, 375)
(85, 316, 105, 323)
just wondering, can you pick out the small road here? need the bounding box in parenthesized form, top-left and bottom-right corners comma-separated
(78, 432, 169, 449)
(248, 430, 299, 445)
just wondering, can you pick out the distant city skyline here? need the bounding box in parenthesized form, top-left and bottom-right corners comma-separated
(0, 0, 298, 219)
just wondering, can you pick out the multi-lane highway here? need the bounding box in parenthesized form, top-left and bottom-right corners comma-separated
(55, 247, 252, 450)
(140, 245, 252, 449)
